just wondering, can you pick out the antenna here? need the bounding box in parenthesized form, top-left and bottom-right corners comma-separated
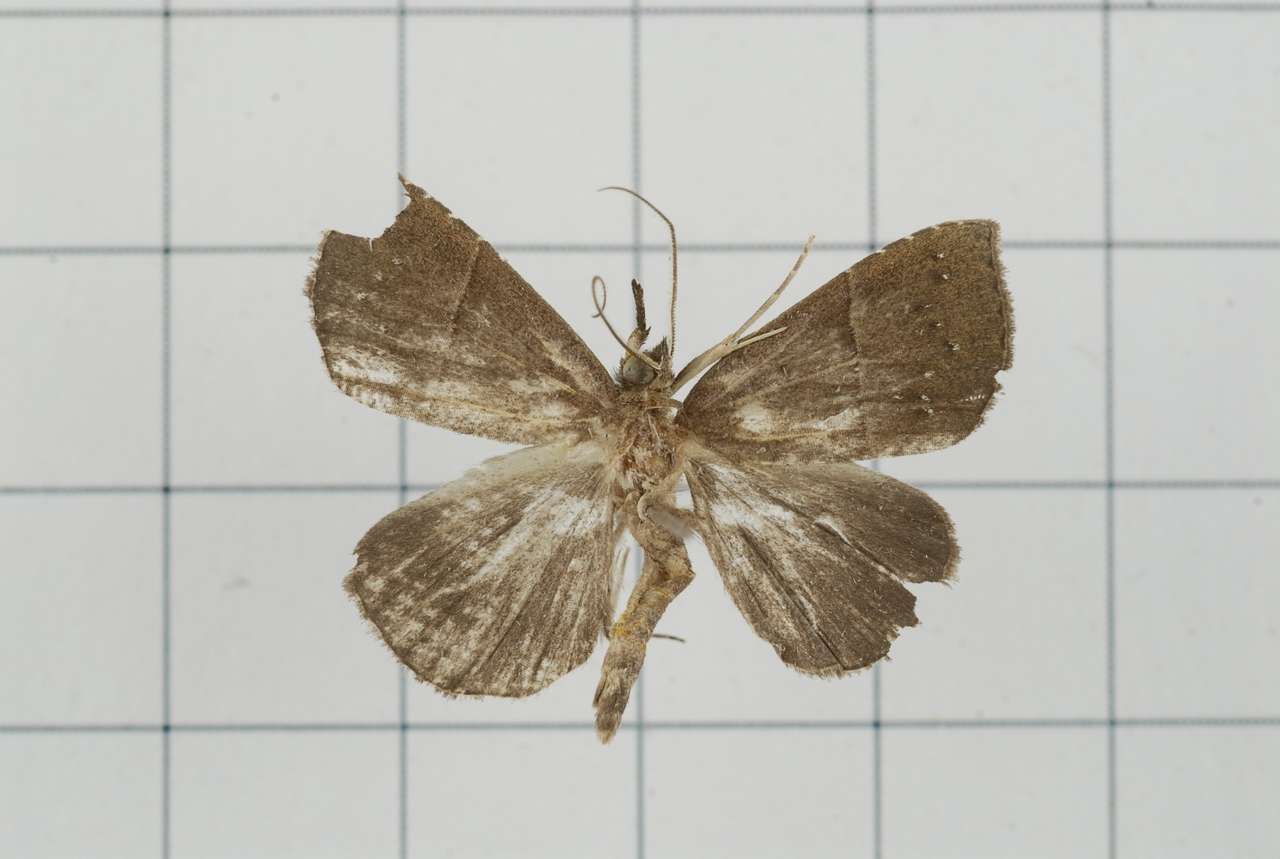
(671, 235, 815, 393)
(599, 186, 678, 359)
(591, 276, 661, 370)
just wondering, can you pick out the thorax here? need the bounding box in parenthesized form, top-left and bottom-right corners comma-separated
(606, 386, 686, 504)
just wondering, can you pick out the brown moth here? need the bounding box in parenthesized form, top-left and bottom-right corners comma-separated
(307, 175, 1013, 742)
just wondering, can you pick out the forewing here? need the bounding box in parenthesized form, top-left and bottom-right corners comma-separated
(309, 177, 619, 446)
(684, 447, 957, 675)
(678, 220, 1013, 462)
(346, 440, 621, 697)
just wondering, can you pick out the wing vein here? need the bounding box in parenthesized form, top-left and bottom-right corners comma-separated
(724, 354, 863, 404)
(686, 324, 810, 411)
(735, 525, 843, 668)
(448, 231, 485, 337)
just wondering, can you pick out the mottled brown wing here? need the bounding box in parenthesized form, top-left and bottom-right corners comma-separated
(347, 440, 622, 697)
(678, 220, 1013, 462)
(684, 447, 957, 675)
(308, 177, 619, 446)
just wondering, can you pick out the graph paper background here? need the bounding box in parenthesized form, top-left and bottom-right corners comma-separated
(2, 2, 1279, 857)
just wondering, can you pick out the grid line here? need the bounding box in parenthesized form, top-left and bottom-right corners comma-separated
(866, 4, 885, 857)
(395, 5, 410, 858)
(1100, 1, 1118, 855)
(5, 3, 1280, 18)
(5, 716, 1277, 734)
(395, 27, 409, 859)
(159, 5, 174, 858)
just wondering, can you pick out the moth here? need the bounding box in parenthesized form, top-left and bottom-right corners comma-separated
(308, 175, 1013, 742)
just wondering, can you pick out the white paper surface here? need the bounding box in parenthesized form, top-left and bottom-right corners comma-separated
(2, 3, 1278, 857)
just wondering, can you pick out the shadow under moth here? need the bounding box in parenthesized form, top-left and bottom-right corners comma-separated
(308, 176, 1013, 742)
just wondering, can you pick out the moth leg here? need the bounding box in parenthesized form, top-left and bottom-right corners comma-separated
(592, 513, 694, 743)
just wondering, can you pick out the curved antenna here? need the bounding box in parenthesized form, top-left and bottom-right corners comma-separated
(592, 276, 661, 370)
(599, 186, 678, 359)
(671, 235, 815, 393)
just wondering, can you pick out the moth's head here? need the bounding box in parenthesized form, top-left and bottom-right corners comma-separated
(619, 337, 673, 390)
(612, 277, 673, 390)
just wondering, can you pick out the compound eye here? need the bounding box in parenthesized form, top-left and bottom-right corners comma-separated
(621, 355, 657, 386)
